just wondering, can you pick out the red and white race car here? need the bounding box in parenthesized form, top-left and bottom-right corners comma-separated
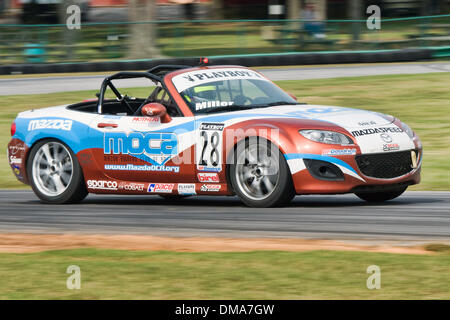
(8, 64, 422, 207)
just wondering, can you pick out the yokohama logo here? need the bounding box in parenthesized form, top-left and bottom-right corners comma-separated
(197, 172, 219, 183)
(87, 180, 118, 190)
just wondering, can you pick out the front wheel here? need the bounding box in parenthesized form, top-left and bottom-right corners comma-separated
(355, 187, 407, 203)
(230, 138, 295, 207)
(27, 139, 88, 204)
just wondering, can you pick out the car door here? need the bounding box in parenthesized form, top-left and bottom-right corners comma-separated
(89, 113, 195, 184)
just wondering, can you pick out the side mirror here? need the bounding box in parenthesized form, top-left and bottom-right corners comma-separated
(141, 103, 172, 123)
(288, 92, 298, 101)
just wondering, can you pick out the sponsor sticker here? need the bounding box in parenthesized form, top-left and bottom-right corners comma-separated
(322, 148, 357, 156)
(196, 123, 223, 173)
(12, 165, 21, 177)
(104, 131, 177, 166)
(382, 143, 400, 152)
(87, 180, 118, 190)
(8, 144, 26, 156)
(148, 183, 175, 193)
(200, 184, 221, 192)
(118, 182, 146, 192)
(197, 165, 221, 172)
(358, 121, 377, 126)
(380, 133, 393, 143)
(9, 156, 22, 164)
(197, 172, 219, 183)
(199, 123, 225, 131)
(28, 119, 73, 131)
(131, 117, 160, 127)
(177, 183, 196, 195)
(411, 150, 418, 169)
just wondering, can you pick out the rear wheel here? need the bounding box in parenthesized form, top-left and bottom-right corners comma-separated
(355, 187, 407, 202)
(27, 139, 88, 204)
(230, 138, 295, 207)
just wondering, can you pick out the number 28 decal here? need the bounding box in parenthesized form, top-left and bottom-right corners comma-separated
(197, 123, 224, 172)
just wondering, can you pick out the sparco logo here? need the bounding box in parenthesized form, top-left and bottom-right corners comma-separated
(87, 180, 118, 190)
(351, 127, 403, 137)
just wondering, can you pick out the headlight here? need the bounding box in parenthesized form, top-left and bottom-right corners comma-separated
(400, 121, 414, 139)
(300, 130, 354, 145)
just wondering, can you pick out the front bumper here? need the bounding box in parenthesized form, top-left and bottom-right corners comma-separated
(288, 148, 422, 195)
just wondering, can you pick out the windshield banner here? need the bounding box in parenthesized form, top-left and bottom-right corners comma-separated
(172, 68, 270, 92)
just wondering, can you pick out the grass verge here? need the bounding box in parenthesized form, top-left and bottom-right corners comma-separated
(1, 72, 449, 189)
(0, 248, 449, 299)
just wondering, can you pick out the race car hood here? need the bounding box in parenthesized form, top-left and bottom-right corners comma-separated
(199, 104, 415, 154)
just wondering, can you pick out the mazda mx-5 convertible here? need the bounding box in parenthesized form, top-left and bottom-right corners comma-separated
(8, 63, 422, 207)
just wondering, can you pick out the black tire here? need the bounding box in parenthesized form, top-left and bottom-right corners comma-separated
(229, 138, 295, 207)
(27, 139, 88, 204)
(355, 187, 407, 203)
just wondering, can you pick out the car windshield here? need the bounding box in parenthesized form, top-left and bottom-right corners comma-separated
(171, 68, 298, 114)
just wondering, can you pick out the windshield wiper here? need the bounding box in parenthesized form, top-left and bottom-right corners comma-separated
(264, 101, 302, 107)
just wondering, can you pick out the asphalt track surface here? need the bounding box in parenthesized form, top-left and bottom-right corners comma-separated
(1, 190, 449, 241)
(1, 62, 450, 95)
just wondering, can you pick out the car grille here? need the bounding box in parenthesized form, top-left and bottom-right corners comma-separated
(355, 150, 418, 179)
